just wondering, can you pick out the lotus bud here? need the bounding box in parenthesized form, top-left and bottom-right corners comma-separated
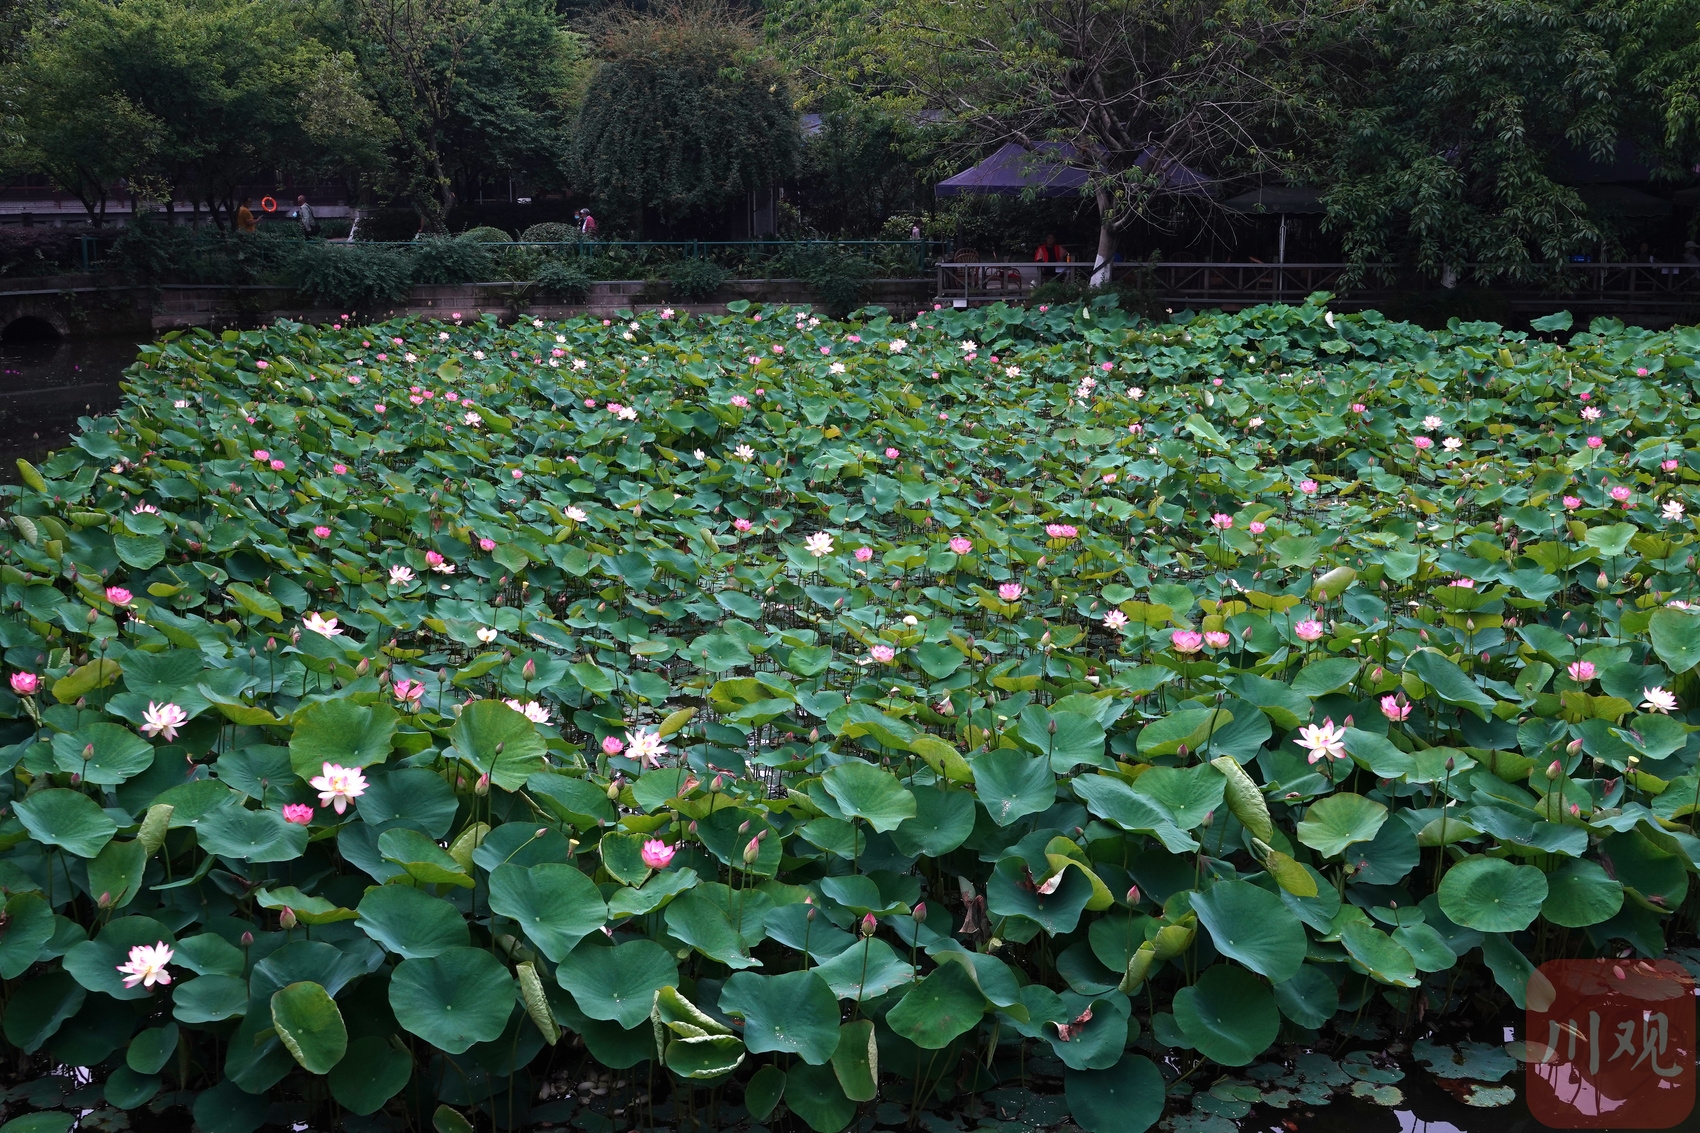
(914, 901, 927, 924)
(1570, 803, 1581, 817)
(1048, 719, 1057, 735)
(743, 837, 761, 864)
(807, 905, 817, 921)
(476, 772, 490, 795)
(738, 820, 750, 834)
(355, 657, 370, 676)
(859, 913, 877, 937)
(1343, 715, 1353, 727)
(280, 907, 297, 929)
(1176, 744, 1188, 759)
(1419, 629, 1429, 642)
(1466, 618, 1475, 631)
(688, 821, 698, 834)
(808, 728, 820, 743)
(87, 608, 99, 625)
(522, 658, 536, 680)
(606, 778, 621, 801)
(83, 743, 94, 762)
(711, 775, 724, 793)
(1201, 809, 1213, 828)
(1372, 666, 1384, 682)
(96, 891, 112, 909)
(1126, 885, 1141, 905)
(494, 742, 504, 755)
(1548, 760, 1562, 779)
(1567, 738, 1584, 756)
(241, 931, 254, 946)
(1445, 756, 1455, 771)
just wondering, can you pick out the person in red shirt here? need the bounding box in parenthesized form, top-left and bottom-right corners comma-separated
(1034, 233, 1069, 280)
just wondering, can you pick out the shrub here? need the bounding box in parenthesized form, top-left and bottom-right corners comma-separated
(0, 226, 95, 277)
(287, 241, 413, 307)
(802, 251, 872, 317)
(410, 237, 493, 285)
(667, 256, 729, 301)
(519, 222, 580, 243)
(457, 225, 513, 244)
(534, 258, 592, 301)
(351, 207, 420, 242)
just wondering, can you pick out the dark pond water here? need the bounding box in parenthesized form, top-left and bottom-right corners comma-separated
(0, 334, 138, 468)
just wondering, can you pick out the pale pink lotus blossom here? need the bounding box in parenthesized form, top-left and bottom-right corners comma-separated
(1296, 719, 1348, 764)
(1294, 620, 1324, 642)
(303, 612, 341, 637)
(1563, 495, 1582, 510)
(1209, 513, 1233, 530)
(311, 763, 368, 813)
(885, 447, 900, 458)
(1204, 631, 1231, 649)
(1664, 499, 1686, 521)
(253, 449, 270, 461)
(1643, 687, 1678, 713)
(949, 536, 972, 554)
(805, 532, 835, 558)
(9, 672, 38, 696)
(479, 538, 496, 551)
(1610, 485, 1631, 502)
(625, 729, 667, 767)
(1423, 415, 1442, 429)
(269, 459, 285, 471)
(1248, 521, 1266, 535)
(1413, 436, 1433, 450)
(602, 736, 625, 756)
(389, 565, 415, 585)
(393, 679, 425, 704)
(106, 586, 133, 607)
(641, 840, 676, 869)
(282, 804, 314, 825)
(1045, 523, 1079, 539)
(141, 702, 188, 741)
(504, 699, 551, 724)
(1662, 459, 1679, 472)
(870, 645, 897, 663)
(312, 525, 331, 539)
(1567, 660, 1596, 682)
(734, 518, 753, 532)
(998, 583, 1023, 602)
(1299, 479, 1318, 494)
(854, 547, 874, 562)
(1103, 610, 1128, 631)
(1381, 695, 1412, 722)
(730, 395, 749, 408)
(117, 942, 173, 989)
(1171, 630, 1203, 654)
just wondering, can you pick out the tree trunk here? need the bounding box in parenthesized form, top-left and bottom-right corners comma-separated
(1091, 187, 1115, 288)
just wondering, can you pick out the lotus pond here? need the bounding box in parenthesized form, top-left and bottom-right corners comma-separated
(0, 295, 1696, 1133)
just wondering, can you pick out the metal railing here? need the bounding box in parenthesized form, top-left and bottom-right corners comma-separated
(354, 238, 945, 274)
(935, 260, 1700, 310)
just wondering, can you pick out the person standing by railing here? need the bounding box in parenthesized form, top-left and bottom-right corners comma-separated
(291, 195, 318, 239)
(1034, 233, 1068, 278)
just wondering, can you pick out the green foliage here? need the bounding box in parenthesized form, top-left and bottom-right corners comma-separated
(1, 296, 1698, 1130)
(534, 258, 593, 301)
(287, 242, 414, 308)
(666, 256, 730, 301)
(575, 2, 799, 227)
(410, 237, 494, 285)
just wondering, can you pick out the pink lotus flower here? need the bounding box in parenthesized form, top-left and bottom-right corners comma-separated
(1351, 403, 1366, 413)
(641, 839, 676, 869)
(8, 672, 37, 696)
(1102, 473, 1116, 484)
(1045, 523, 1079, 539)
(1567, 660, 1596, 682)
(602, 735, 625, 756)
(948, 536, 972, 554)
(116, 942, 173, 989)
(312, 525, 331, 539)
(333, 463, 348, 474)
(854, 547, 874, 562)
(425, 551, 444, 567)
(141, 702, 188, 741)
(733, 518, 753, 532)
(1563, 495, 1582, 509)
(1296, 718, 1347, 764)
(1294, 619, 1324, 642)
(1248, 521, 1266, 535)
(625, 729, 667, 767)
(1587, 436, 1603, 449)
(1610, 485, 1631, 502)
(870, 644, 896, 663)
(106, 586, 132, 607)
(1103, 610, 1128, 631)
(1413, 436, 1433, 450)
(1637, 367, 1650, 376)
(1663, 459, 1680, 472)
(1171, 630, 1203, 654)
(730, 395, 749, 408)
(1209, 513, 1233, 530)
(253, 449, 270, 461)
(1298, 479, 1318, 494)
(310, 762, 368, 813)
(479, 538, 496, 551)
(282, 804, 314, 825)
(1204, 631, 1231, 649)
(393, 679, 425, 704)
(269, 459, 285, 471)
(373, 404, 386, 414)
(1380, 695, 1412, 722)
(255, 360, 268, 370)
(885, 447, 900, 458)
(998, 583, 1023, 602)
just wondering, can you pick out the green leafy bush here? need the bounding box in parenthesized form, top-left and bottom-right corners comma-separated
(287, 242, 413, 308)
(534, 259, 592, 301)
(666, 256, 728, 301)
(0, 298, 1695, 1132)
(519, 223, 581, 243)
(456, 225, 513, 244)
(409, 237, 493, 285)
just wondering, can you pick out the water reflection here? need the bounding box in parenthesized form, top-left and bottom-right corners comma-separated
(0, 335, 138, 467)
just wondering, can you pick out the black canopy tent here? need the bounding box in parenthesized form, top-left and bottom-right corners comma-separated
(1222, 186, 1326, 264)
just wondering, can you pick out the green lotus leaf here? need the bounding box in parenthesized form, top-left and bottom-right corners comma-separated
(356, 884, 471, 959)
(51, 723, 155, 785)
(329, 1035, 413, 1115)
(1541, 857, 1625, 927)
(886, 961, 985, 1049)
(1438, 856, 1548, 933)
(1295, 792, 1387, 859)
(972, 748, 1057, 827)
(820, 761, 915, 832)
(1192, 879, 1306, 982)
(1065, 1053, 1165, 1133)
(721, 970, 841, 1064)
(487, 862, 607, 960)
(271, 981, 348, 1074)
(13, 789, 117, 859)
(388, 946, 515, 1054)
(288, 698, 399, 780)
(1173, 964, 1279, 1066)
(449, 699, 547, 790)
(556, 937, 679, 1029)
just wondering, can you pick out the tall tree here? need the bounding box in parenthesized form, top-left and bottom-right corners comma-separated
(574, 0, 798, 232)
(778, 0, 1322, 283)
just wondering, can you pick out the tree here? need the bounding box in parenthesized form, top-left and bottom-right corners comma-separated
(778, 0, 1320, 283)
(1301, 0, 1692, 283)
(346, 0, 579, 231)
(574, 0, 798, 232)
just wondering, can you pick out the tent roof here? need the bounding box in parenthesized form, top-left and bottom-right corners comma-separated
(1222, 186, 1326, 215)
(935, 143, 1210, 198)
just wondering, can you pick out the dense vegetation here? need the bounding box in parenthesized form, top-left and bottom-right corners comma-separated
(0, 298, 1697, 1131)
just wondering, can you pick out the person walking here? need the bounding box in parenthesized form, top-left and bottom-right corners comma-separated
(577, 208, 598, 237)
(234, 198, 258, 233)
(290, 195, 319, 239)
